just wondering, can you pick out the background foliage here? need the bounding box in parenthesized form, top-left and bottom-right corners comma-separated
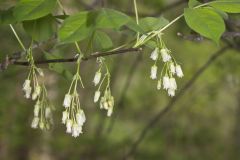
(0, 0, 240, 159)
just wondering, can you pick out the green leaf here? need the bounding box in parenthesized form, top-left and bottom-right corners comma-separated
(95, 8, 130, 29)
(13, 0, 57, 21)
(210, 0, 240, 13)
(23, 15, 57, 42)
(44, 52, 73, 80)
(58, 9, 130, 43)
(184, 8, 225, 44)
(125, 19, 145, 33)
(188, 0, 201, 8)
(93, 31, 113, 50)
(58, 11, 93, 43)
(0, 8, 16, 25)
(139, 17, 169, 32)
(212, 7, 229, 20)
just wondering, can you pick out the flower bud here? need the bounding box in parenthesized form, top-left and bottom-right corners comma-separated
(93, 71, 102, 86)
(63, 94, 72, 108)
(176, 65, 184, 78)
(150, 65, 158, 80)
(31, 117, 39, 129)
(94, 91, 101, 103)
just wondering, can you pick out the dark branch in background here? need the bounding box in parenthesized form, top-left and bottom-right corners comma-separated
(177, 31, 240, 42)
(105, 54, 143, 134)
(0, 48, 142, 71)
(123, 46, 231, 159)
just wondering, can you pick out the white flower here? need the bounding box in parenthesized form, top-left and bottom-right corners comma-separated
(23, 79, 32, 99)
(34, 101, 40, 117)
(32, 92, 38, 100)
(107, 105, 113, 117)
(103, 101, 109, 110)
(100, 94, 114, 116)
(31, 117, 39, 129)
(76, 110, 86, 126)
(63, 94, 72, 108)
(93, 71, 101, 86)
(150, 65, 158, 80)
(170, 63, 176, 75)
(72, 124, 83, 137)
(160, 48, 171, 62)
(94, 91, 101, 103)
(72, 123, 81, 137)
(168, 88, 175, 97)
(62, 111, 68, 124)
(176, 65, 184, 78)
(150, 48, 159, 61)
(25, 87, 32, 99)
(169, 78, 177, 90)
(66, 119, 73, 133)
(23, 79, 31, 91)
(157, 80, 161, 90)
(32, 85, 41, 100)
(163, 76, 170, 90)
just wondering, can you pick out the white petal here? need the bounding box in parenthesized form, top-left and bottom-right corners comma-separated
(160, 49, 171, 62)
(150, 48, 159, 61)
(63, 94, 72, 108)
(169, 78, 177, 90)
(23, 79, 31, 91)
(168, 88, 175, 97)
(107, 106, 113, 117)
(76, 110, 86, 126)
(170, 63, 176, 74)
(150, 65, 158, 80)
(163, 76, 170, 90)
(31, 117, 39, 129)
(66, 120, 73, 133)
(176, 65, 184, 78)
(94, 91, 101, 103)
(93, 71, 101, 86)
(62, 111, 68, 124)
(72, 124, 80, 137)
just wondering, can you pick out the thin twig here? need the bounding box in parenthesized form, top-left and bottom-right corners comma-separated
(123, 46, 230, 159)
(11, 48, 142, 66)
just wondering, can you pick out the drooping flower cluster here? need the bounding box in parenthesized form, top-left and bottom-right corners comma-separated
(93, 57, 114, 117)
(62, 92, 86, 137)
(31, 85, 54, 130)
(149, 35, 184, 97)
(22, 48, 53, 130)
(100, 88, 114, 117)
(62, 55, 86, 137)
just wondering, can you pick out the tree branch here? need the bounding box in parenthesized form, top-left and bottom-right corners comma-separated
(123, 45, 230, 159)
(105, 54, 143, 134)
(7, 48, 142, 66)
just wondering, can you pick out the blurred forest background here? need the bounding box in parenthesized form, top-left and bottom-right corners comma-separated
(0, 0, 240, 160)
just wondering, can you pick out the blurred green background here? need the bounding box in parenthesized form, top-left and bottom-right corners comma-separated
(0, 0, 240, 159)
